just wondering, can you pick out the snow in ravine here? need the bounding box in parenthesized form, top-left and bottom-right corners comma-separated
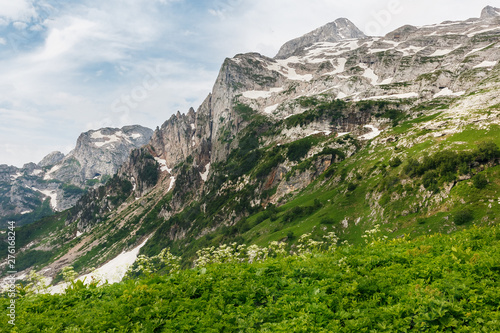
(154, 157, 172, 173)
(359, 125, 382, 140)
(199, 163, 210, 182)
(167, 176, 176, 192)
(49, 238, 149, 294)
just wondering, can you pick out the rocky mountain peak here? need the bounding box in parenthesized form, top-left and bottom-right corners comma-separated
(481, 5, 500, 19)
(38, 151, 65, 168)
(275, 18, 366, 59)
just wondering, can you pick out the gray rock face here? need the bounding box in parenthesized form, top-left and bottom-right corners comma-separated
(275, 18, 367, 59)
(38, 151, 65, 168)
(49, 125, 153, 185)
(481, 6, 500, 19)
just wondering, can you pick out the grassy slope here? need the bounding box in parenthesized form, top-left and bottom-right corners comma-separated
(1, 225, 498, 332)
(238, 113, 500, 249)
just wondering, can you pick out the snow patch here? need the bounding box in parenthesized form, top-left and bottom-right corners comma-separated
(34, 188, 58, 210)
(49, 238, 149, 294)
(429, 49, 455, 57)
(473, 61, 497, 69)
(360, 65, 379, 85)
(368, 48, 392, 54)
(323, 58, 346, 76)
(378, 77, 394, 85)
(10, 172, 22, 180)
(467, 26, 499, 37)
(398, 46, 425, 56)
(433, 88, 466, 98)
(337, 92, 347, 99)
(242, 87, 283, 99)
(21, 210, 32, 215)
(366, 92, 418, 100)
(31, 169, 43, 176)
(306, 130, 331, 137)
(199, 163, 210, 182)
(190, 123, 195, 130)
(43, 164, 61, 180)
(167, 177, 175, 192)
(465, 47, 486, 57)
(93, 133, 125, 148)
(267, 59, 313, 82)
(91, 130, 140, 148)
(154, 157, 172, 173)
(359, 125, 382, 140)
(264, 104, 280, 114)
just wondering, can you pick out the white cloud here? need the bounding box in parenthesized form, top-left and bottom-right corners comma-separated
(0, 0, 36, 22)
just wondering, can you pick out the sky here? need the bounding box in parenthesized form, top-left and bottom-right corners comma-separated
(0, 0, 495, 167)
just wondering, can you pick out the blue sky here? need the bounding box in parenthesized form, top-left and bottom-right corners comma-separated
(0, 0, 495, 167)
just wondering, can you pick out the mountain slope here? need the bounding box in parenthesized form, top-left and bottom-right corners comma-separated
(0, 125, 152, 228)
(1, 6, 500, 290)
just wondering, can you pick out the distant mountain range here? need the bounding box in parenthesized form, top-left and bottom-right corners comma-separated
(0, 125, 152, 227)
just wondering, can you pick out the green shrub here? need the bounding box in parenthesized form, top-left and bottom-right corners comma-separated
(389, 157, 402, 168)
(473, 173, 488, 189)
(347, 183, 357, 191)
(454, 209, 474, 225)
(321, 217, 335, 225)
(287, 139, 313, 162)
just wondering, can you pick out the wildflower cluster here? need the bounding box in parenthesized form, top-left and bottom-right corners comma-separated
(295, 233, 325, 255)
(361, 224, 388, 245)
(126, 248, 180, 278)
(62, 266, 78, 283)
(194, 231, 340, 267)
(194, 241, 292, 267)
(15, 270, 50, 296)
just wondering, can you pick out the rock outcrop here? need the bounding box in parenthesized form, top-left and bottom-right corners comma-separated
(275, 18, 367, 59)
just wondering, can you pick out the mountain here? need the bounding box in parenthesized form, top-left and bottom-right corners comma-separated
(275, 18, 367, 59)
(0, 125, 152, 228)
(1, 6, 499, 292)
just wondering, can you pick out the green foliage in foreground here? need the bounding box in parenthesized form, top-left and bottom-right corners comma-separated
(2, 226, 499, 332)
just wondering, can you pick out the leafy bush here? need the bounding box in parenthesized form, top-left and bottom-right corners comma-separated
(321, 217, 335, 225)
(347, 182, 358, 191)
(473, 173, 488, 189)
(287, 139, 313, 162)
(454, 209, 474, 225)
(388, 156, 402, 168)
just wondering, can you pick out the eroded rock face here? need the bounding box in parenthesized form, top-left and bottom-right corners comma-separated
(275, 18, 367, 59)
(480, 6, 500, 20)
(38, 152, 65, 168)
